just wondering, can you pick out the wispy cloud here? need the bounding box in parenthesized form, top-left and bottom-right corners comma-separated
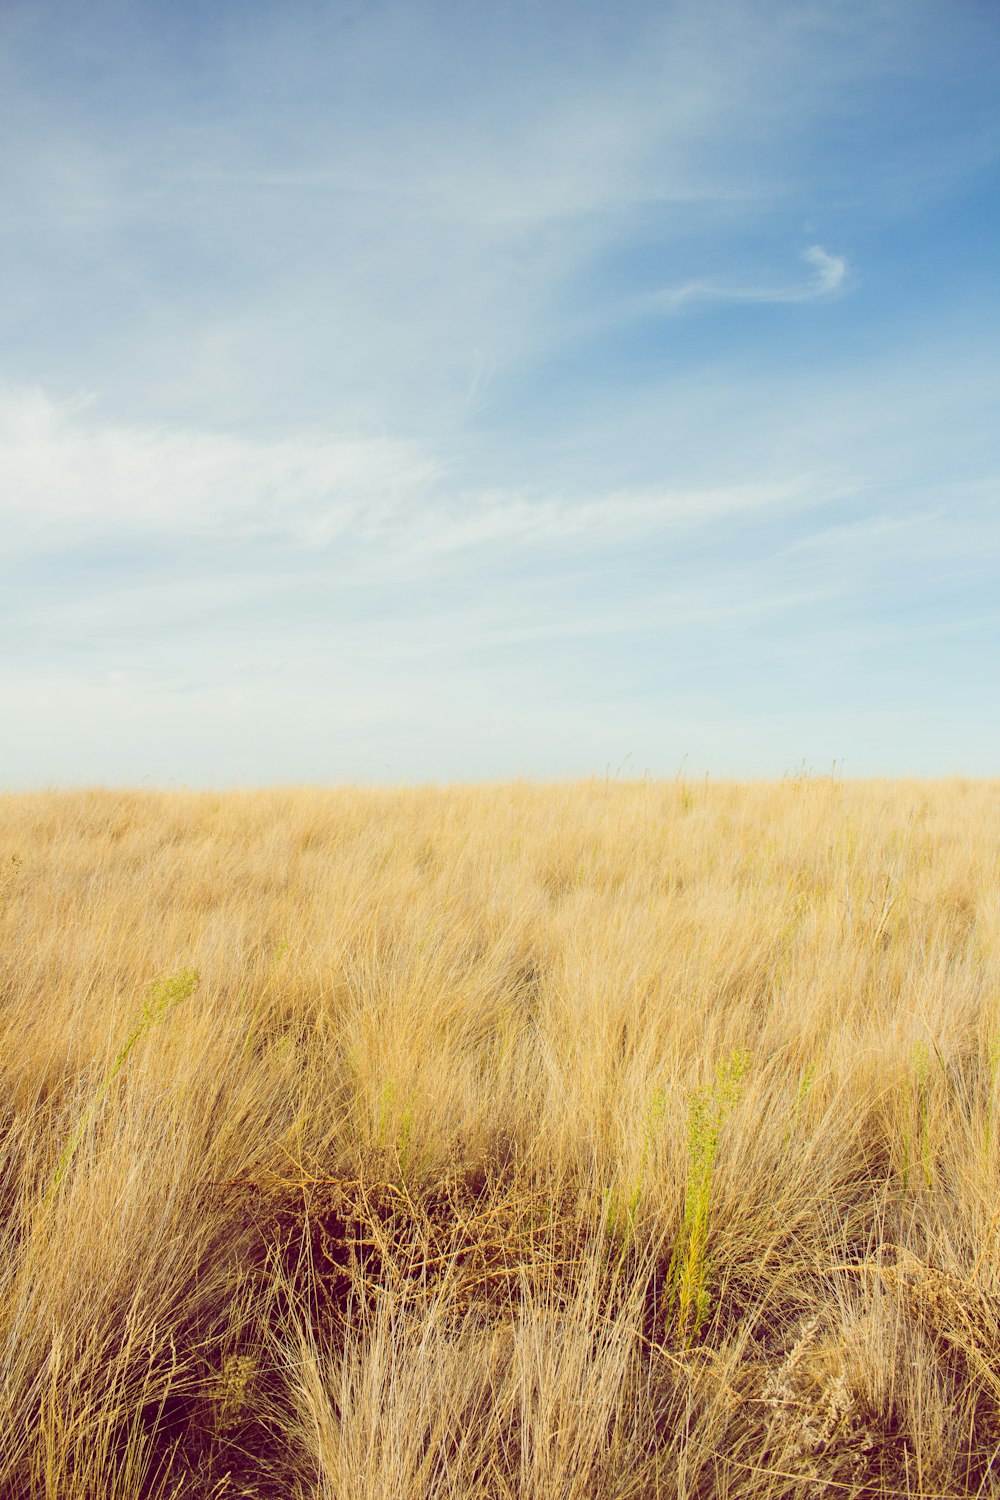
(0, 386, 825, 565)
(0, 386, 440, 548)
(654, 244, 850, 313)
(803, 244, 848, 294)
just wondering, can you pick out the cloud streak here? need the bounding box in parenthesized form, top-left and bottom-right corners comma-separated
(0, 386, 827, 565)
(654, 244, 850, 313)
(0, 387, 439, 549)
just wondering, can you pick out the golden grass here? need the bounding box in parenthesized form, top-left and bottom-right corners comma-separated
(0, 777, 998, 1498)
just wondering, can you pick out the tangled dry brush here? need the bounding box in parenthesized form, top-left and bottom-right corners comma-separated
(0, 778, 998, 1498)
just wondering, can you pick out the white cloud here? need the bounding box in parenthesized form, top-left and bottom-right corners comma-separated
(803, 243, 848, 294)
(406, 480, 812, 559)
(0, 386, 440, 548)
(656, 244, 850, 312)
(0, 386, 823, 564)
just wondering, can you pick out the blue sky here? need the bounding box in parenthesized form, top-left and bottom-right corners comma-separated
(1, 0, 998, 784)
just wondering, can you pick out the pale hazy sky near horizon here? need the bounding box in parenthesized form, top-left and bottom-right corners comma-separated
(2, 0, 998, 786)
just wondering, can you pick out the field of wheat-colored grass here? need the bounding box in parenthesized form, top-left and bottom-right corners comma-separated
(0, 778, 998, 1498)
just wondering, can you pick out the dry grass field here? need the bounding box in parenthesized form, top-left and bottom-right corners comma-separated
(1, 778, 998, 1499)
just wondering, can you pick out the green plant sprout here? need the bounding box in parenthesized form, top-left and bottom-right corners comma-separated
(902, 1041, 933, 1192)
(239, 939, 291, 1056)
(783, 1059, 815, 1149)
(667, 1048, 751, 1345)
(377, 1078, 418, 1175)
(0, 852, 23, 916)
(603, 1086, 668, 1264)
(46, 969, 199, 1204)
(985, 1035, 1000, 1158)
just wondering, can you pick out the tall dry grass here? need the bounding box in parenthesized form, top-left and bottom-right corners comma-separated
(0, 778, 998, 1498)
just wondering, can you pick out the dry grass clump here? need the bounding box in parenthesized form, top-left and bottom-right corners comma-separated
(0, 777, 998, 1497)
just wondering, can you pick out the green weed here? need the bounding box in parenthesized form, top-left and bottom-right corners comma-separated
(46, 968, 199, 1203)
(604, 1086, 668, 1261)
(783, 1059, 815, 1149)
(667, 1049, 750, 1345)
(0, 852, 22, 915)
(377, 1079, 418, 1175)
(902, 1041, 933, 1192)
(984, 1035, 1000, 1158)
